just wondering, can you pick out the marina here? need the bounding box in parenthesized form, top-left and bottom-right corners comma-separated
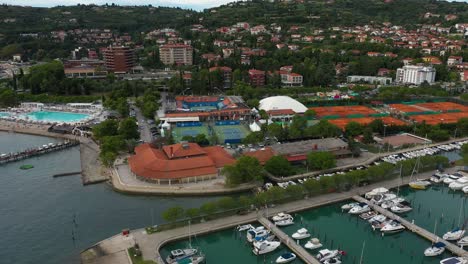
(0, 139, 79, 164)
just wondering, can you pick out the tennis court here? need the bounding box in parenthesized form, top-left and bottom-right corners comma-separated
(212, 124, 250, 144)
(172, 125, 210, 142)
(328, 117, 407, 130)
(310, 105, 377, 118)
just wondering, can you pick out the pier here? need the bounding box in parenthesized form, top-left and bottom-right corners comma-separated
(0, 140, 79, 165)
(258, 217, 321, 264)
(352, 195, 468, 258)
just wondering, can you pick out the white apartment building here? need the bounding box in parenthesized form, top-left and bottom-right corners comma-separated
(159, 44, 193, 66)
(281, 73, 303, 87)
(396, 65, 436, 85)
(347, 75, 392, 85)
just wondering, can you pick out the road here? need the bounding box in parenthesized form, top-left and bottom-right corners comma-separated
(129, 101, 153, 143)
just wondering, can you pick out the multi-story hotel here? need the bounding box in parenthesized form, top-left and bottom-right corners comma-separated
(103, 46, 135, 73)
(396, 65, 436, 85)
(159, 44, 193, 66)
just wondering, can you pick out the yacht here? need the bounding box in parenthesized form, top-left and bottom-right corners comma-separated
(440, 257, 468, 264)
(430, 174, 447, 183)
(409, 180, 431, 190)
(252, 240, 281, 255)
(341, 202, 359, 211)
(349, 203, 370, 215)
(456, 236, 468, 246)
(448, 177, 468, 190)
(323, 258, 342, 264)
(292, 228, 311, 240)
(371, 193, 397, 204)
(442, 228, 465, 241)
(381, 220, 406, 234)
(275, 217, 294, 227)
(390, 201, 413, 214)
(236, 224, 254, 232)
(462, 185, 468, 194)
(359, 211, 377, 220)
(176, 255, 205, 264)
(371, 218, 390, 231)
(381, 198, 405, 209)
(365, 187, 389, 199)
(276, 252, 296, 263)
(247, 227, 270, 243)
(166, 249, 198, 264)
(272, 212, 292, 222)
(316, 249, 340, 262)
(424, 242, 446, 257)
(443, 175, 461, 185)
(368, 214, 386, 224)
(304, 238, 322, 250)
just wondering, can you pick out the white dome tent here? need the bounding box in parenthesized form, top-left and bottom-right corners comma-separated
(258, 96, 307, 113)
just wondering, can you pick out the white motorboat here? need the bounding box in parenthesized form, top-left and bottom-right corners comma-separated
(247, 227, 270, 243)
(365, 187, 388, 199)
(292, 228, 311, 240)
(304, 238, 322, 250)
(390, 201, 413, 214)
(166, 248, 198, 264)
(252, 240, 281, 255)
(276, 252, 296, 263)
(442, 228, 466, 241)
(462, 186, 468, 194)
(440, 257, 468, 264)
(449, 177, 468, 190)
(368, 214, 386, 223)
(381, 220, 406, 234)
(371, 193, 397, 204)
(272, 212, 292, 222)
(349, 203, 370, 215)
(237, 224, 254, 232)
(424, 242, 446, 257)
(456, 236, 468, 246)
(359, 211, 377, 220)
(323, 257, 342, 264)
(341, 202, 359, 211)
(316, 249, 340, 262)
(381, 197, 405, 209)
(275, 217, 294, 227)
(177, 255, 205, 264)
(371, 219, 390, 231)
(430, 174, 446, 183)
(443, 175, 460, 184)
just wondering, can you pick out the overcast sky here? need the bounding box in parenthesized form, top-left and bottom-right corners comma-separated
(0, 0, 466, 10)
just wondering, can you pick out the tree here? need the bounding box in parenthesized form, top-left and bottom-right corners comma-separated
(456, 118, 468, 137)
(93, 119, 119, 140)
(0, 88, 17, 107)
(303, 179, 321, 195)
(200, 202, 218, 215)
(216, 197, 237, 210)
(267, 123, 286, 141)
(162, 206, 185, 223)
(285, 184, 305, 199)
(362, 127, 374, 144)
(428, 128, 450, 142)
(242, 131, 263, 144)
(345, 121, 363, 137)
(185, 208, 200, 219)
(304, 109, 316, 119)
(223, 156, 263, 186)
(238, 195, 252, 208)
(307, 151, 336, 170)
(264, 156, 294, 177)
(194, 133, 209, 146)
(118, 118, 139, 140)
(368, 119, 384, 134)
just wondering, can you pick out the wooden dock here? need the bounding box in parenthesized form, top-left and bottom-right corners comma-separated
(0, 140, 79, 165)
(258, 217, 321, 264)
(352, 196, 468, 258)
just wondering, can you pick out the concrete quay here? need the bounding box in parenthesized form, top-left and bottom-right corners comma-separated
(353, 195, 468, 258)
(81, 167, 462, 264)
(258, 217, 321, 264)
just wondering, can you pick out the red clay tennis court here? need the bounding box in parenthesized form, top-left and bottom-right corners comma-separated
(310, 105, 377, 117)
(410, 112, 468, 125)
(328, 116, 406, 130)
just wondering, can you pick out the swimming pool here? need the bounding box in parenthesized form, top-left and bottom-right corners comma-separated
(0, 112, 9, 118)
(23, 111, 89, 122)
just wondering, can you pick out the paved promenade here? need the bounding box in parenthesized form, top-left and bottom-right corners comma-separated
(353, 195, 468, 258)
(258, 217, 321, 264)
(81, 167, 463, 264)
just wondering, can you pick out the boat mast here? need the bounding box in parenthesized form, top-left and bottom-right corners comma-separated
(359, 240, 366, 264)
(433, 219, 438, 244)
(188, 220, 192, 248)
(397, 164, 403, 195)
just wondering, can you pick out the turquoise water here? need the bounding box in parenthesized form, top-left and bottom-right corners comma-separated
(24, 111, 89, 122)
(0, 132, 221, 264)
(161, 202, 453, 264)
(397, 185, 467, 237)
(0, 112, 9, 117)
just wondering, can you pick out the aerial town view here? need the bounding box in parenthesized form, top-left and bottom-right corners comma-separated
(1, 0, 468, 264)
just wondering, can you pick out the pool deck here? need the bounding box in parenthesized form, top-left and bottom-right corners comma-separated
(81, 166, 465, 264)
(353, 195, 468, 258)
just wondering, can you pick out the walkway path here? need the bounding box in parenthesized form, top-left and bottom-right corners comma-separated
(81, 166, 464, 264)
(258, 217, 320, 264)
(353, 195, 468, 258)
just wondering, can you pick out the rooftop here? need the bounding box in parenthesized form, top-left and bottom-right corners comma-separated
(270, 138, 348, 156)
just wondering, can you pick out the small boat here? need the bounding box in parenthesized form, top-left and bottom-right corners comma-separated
(456, 236, 468, 246)
(316, 249, 340, 262)
(176, 255, 205, 264)
(304, 238, 322, 250)
(253, 240, 281, 255)
(442, 228, 466, 241)
(449, 177, 468, 190)
(349, 203, 370, 215)
(272, 212, 292, 222)
(292, 228, 311, 240)
(166, 248, 198, 264)
(390, 201, 413, 214)
(247, 226, 270, 243)
(275, 217, 294, 227)
(237, 224, 254, 232)
(365, 187, 388, 199)
(359, 211, 377, 220)
(462, 186, 468, 194)
(20, 164, 34, 170)
(371, 219, 390, 231)
(409, 180, 431, 190)
(440, 257, 468, 264)
(323, 257, 342, 264)
(381, 198, 405, 209)
(371, 193, 397, 205)
(424, 242, 446, 257)
(430, 174, 446, 183)
(443, 175, 460, 185)
(381, 220, 405, 234)
(276, 252, 296, 263)
(341, 202, 359, 211)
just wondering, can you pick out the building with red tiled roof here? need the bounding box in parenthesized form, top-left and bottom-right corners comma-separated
(249, 69, 266, 87)
(128, 142, 235, 184)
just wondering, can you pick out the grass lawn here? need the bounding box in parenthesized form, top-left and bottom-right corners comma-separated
(128, 247, 157, 264)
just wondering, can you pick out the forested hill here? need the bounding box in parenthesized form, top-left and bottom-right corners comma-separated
(203, 0, 468, 28)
